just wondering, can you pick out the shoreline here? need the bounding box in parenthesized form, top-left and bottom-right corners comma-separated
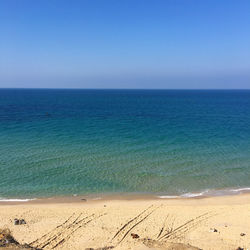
(1, 191, 250, 206)
(2, 187, 250, 204)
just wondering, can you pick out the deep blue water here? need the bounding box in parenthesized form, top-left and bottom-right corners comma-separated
(0, 89, 250, 199)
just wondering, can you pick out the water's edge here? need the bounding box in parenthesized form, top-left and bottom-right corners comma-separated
(1, 187, 250, 203)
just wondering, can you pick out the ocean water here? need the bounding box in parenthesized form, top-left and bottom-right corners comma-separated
(0, 89, 250, 200)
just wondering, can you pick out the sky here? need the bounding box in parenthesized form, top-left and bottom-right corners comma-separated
(0, 0, 250, 89)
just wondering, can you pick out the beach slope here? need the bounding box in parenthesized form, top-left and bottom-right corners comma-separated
(0, 194, 250, 249)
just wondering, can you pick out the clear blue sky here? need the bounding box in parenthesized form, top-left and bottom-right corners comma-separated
(0, 0, 250, 88)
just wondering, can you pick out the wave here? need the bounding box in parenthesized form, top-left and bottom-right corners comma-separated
(158, 192, 206, 199)
(1, 187, 250, 201)
(228, 187, 250, 193)
(0, 198, 35, 202)
(158, 187, 250, 199)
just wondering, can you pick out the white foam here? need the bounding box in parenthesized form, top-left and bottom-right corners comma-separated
(229, 187, 250, 193)
(0, 198, 35, 202)
(158, 195, 179, 199)
(158, 192, 205, 199)
(180, 191, 207, 198)
(157, 187, 250, 199)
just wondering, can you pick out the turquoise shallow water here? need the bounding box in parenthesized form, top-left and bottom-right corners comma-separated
(0, 89, 250, 199)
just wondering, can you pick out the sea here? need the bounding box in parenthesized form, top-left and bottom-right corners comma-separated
(0, 89, 250, 201)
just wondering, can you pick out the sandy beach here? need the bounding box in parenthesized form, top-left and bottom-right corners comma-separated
(0, 194, 249, 250)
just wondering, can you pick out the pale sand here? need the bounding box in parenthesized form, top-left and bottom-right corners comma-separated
(0, 194, 250, 250)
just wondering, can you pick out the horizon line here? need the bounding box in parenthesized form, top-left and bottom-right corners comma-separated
(0, 88, 250, 90)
